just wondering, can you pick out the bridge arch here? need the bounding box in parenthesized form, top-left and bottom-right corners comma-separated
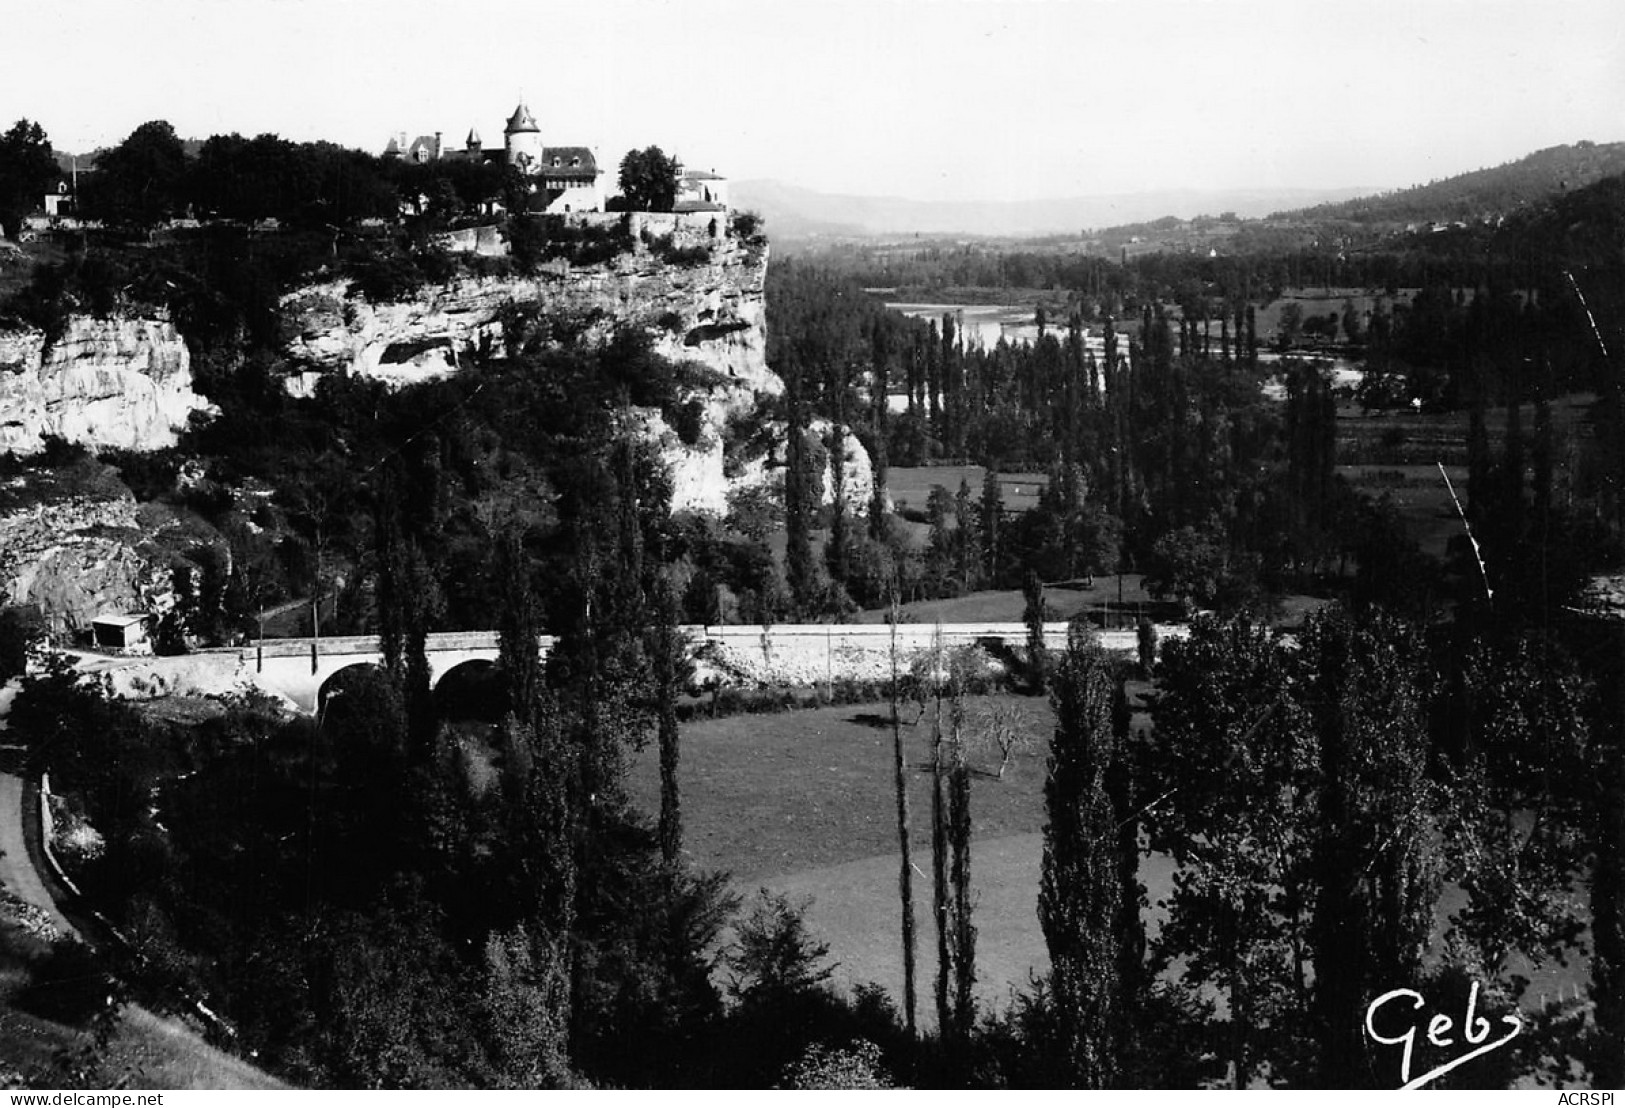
(433, 658, 506, 721)
(317, 662, 388, 718)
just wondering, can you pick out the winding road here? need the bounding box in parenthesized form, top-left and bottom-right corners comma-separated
(0, 770, 76, 938)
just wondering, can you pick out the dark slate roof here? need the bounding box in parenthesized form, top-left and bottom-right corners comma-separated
(540, 146, 599, 178)
(382, 136, 402, 156)
(438, 148, 501, 165)
(506, 102, 539, 133)
(682, 169, 726, 181)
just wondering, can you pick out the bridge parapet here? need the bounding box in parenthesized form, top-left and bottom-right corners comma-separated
(241, 630, 510, 662)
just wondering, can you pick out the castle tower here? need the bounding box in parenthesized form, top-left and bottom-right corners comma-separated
(504, 101, 542, 173)
(466, 127, 482, 154)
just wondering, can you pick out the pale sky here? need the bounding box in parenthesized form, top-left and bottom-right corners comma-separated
(7, 0, 1622, 203)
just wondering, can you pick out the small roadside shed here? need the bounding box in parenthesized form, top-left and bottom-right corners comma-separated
(91, 613, 150, 652)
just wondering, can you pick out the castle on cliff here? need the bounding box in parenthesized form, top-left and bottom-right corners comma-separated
(384, 100, 729, 216)
(384, 101, 605, 215)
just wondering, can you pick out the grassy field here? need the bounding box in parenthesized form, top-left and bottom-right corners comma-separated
(850, 576, 1156, 627)
(1337, 393, 1596, 559)
(1338, 463, 1466, 561)
(628, 694, 1065, 882)
(626, 694, 1064, 1008)
(1252, 287, 1414, 343)
(887, 467, 1048, 518)
(627, 690, 1161, 1010)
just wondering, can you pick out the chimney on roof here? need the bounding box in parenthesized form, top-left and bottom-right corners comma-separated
(434, 132, 443, 159)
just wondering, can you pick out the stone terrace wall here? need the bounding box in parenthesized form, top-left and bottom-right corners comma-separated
(687, 622, 1185, 689)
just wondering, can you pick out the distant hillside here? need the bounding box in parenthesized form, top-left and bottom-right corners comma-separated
(732, 179, 1374, 240)
(1270, 140, 1625, 226)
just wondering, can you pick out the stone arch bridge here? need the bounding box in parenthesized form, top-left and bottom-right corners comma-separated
(240, 631, 520, 714)
(87, 622, 1181, 716)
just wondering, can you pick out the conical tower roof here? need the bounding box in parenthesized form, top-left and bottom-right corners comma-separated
(466, 126, 482, 147)
(505, 102, 539, 134)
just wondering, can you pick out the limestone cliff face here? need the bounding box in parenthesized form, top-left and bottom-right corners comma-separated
(280, 214, 776, 407)
(0, 316, 213, 456)
(278, 214, 878, 518)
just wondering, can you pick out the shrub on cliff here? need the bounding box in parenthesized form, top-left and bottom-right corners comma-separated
(731, 210, 767, 249)
(645, 232, 711, 267)
(509, 214, 636, 271)
(346, 249, 428, 303)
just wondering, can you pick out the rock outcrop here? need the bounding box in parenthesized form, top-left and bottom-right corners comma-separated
(707, 416, 877, 518)
(0, 316, 213, 456)
(280, 213, 776, 407)
(278, 213, 881, 518)
(0, 465, 171, 633)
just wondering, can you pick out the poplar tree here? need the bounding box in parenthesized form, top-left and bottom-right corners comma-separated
(1023, 570, 1048, 692)
(496, 527, 543, 722)
(947, 719, 976, 1044)
(925, 637, 978, 1055)
(1107, 677, 1145, 1003)
(926, 321, 943, 453)
(979, 469, 1003, 586)
(650, 576, 686, 866)
(955, 477, 977, 591)
(929, 633, 953, 1043)
(888, 598, 918, 1040)
(826, 415, 851, 594)
(870, 319, 893, 540)
(1301, 609, 1439, 1088)
(1284, 363, 1337, 570)
(373, 471, 440, 757)
(1040, 624, 1126, 1088)
(784, 372, 816, 617)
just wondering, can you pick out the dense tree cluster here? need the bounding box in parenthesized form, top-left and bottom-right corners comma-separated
(615, 146, 681, 213)
(1129, 606, 1608, 1087)
(0, 118, 59, 237)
